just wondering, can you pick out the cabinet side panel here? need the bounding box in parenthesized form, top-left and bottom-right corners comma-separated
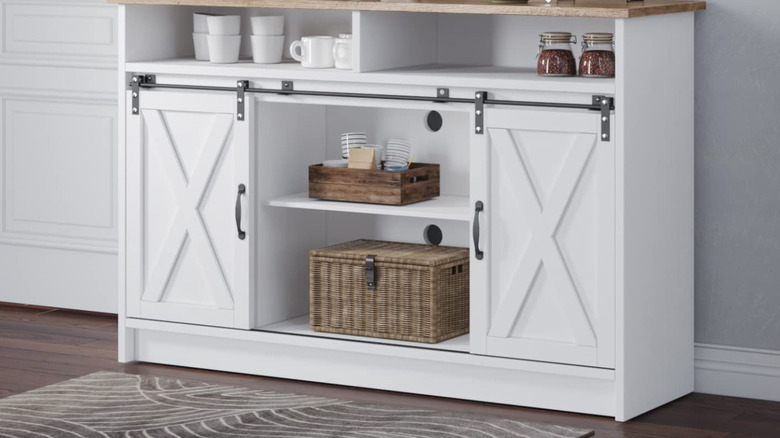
(118, 5, 134, 362)
(253, 100, 328, 327)
(354, 12, 437, 73)
(615, 13, 695, 420)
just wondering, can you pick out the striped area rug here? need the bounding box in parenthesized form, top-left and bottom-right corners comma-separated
(0, 372, 593, 438)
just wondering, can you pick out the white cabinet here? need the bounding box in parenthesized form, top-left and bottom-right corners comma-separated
(125, 90, 254, 329)
(470, 107, 615, 368)
(116, 2, 697, 421)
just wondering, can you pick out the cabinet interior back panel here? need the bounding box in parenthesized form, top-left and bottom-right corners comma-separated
(252, 101, 471, 326)
(125, 5, 351, 62)
(253, 101, 472, 196)
(324, 106, 470, 196)
(254, 101, 327, 326)
(326, 214, 469, 248)
(436, 15, 615, 68)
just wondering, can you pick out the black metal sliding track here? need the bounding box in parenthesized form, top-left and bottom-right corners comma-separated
(141, 83, 236, 93)
(130, 75, 615, 140)
(137, 81, 476, 105)
(134, 78, 611, 111)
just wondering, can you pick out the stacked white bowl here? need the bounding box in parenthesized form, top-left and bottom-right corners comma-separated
(250, 16, 285, 64)
(192, 13, 217, 61)
(385, 139, 412, 168)
(206, 15, 241, 63)
(341, 132, 367, 159)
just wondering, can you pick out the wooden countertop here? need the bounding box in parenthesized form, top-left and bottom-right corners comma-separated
(107, 0, 706, 18)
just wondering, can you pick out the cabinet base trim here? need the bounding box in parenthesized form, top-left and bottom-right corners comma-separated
(126, 319, 616, 418)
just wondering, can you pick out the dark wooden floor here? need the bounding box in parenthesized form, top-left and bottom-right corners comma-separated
(1, 304, 778, 437)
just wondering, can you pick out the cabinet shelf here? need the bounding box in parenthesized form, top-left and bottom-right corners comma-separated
(258, 314, 470, 353)
(267, 192, 471, 221)
(126, 59, 615, 95)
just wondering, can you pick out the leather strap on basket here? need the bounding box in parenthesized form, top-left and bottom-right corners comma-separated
(365, 255, 377, 291)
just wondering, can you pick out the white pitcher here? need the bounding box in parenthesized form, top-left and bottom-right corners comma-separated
(332, 34, 353, 70)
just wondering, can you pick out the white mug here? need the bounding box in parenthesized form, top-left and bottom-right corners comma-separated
(290, 36, 335, 68)
(332, 34, 353, 70)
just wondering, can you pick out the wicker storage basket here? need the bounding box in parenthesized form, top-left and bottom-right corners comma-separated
(310, 239, 469, 343)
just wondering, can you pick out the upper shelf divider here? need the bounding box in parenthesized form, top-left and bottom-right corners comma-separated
(108, 0, 706, 19)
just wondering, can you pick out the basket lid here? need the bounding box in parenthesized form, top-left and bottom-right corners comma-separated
(310, 239, 469, 266)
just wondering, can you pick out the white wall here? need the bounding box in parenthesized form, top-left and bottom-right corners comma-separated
(0, 0, 118, 312)
(688, 0, 780, 403)
(694, 0, 780, 351)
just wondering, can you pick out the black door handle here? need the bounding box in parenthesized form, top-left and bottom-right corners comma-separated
(473, 201, 484, 260)
(236, 184, 246, 240)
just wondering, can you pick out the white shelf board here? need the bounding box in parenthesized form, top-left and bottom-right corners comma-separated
(382, 64, 615, 95)
(267, 193, 471, 221)
(259, 314, 470, 353)
(126, 59, 615, 94)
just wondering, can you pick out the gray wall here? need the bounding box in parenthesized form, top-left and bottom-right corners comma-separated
(695, 0, 780, 350)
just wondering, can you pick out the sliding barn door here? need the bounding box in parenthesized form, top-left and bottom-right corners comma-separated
(470, 107, 615, 368)
(126, 90, 253, 329)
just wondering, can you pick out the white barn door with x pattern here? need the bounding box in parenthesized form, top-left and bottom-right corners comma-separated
(470, 107, 615, 368)
(126, 90, 253, 329)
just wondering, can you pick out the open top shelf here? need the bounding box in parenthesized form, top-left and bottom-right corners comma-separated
(127, 59, 616, 94)
(267, 193, 471, 222)
(110, 0, 705, 19)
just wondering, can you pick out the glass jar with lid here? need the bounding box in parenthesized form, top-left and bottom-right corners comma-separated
(537, 32, 577, 77)
(579, 33, 615, 78)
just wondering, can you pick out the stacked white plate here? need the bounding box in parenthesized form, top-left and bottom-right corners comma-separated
(385, 138, 412, 168)
(341, 132, 367, 159)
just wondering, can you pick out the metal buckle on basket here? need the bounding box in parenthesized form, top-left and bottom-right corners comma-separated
(365, 255, 377, 291)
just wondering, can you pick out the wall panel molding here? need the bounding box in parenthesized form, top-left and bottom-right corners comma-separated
(695, 343, 780, 403)
(0, 57, 118, 70)
(0, 0, 118, 313)
(0, 235, 116, 254)
(0, 242, 117, 311)
(0, 62, 116, 95)
(0, 95, 118, 253)
(0, 88, 118, 102)
(1, 0, 117, 64)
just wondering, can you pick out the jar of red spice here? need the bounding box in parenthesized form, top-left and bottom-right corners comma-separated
(579, 33, 615, 78)
(537, 32, 577, 77)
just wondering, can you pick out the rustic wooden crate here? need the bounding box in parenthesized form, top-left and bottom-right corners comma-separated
(309, 163, 440, 205)
(310, 240, 470, 343)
